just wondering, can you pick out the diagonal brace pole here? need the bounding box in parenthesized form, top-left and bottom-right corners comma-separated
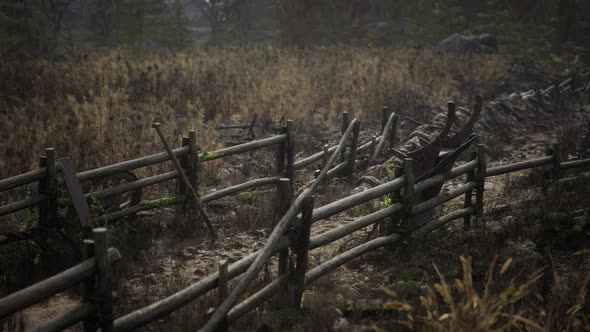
(152, 123, 217, 239)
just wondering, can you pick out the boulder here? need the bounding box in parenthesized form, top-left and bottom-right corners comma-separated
(436, 33, 498, 54)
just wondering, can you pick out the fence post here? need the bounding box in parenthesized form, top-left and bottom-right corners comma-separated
(463, 151, 477, 229)
(274, 178, 291, 305)
(381, 106, 389, 132)
(552, 143, 561, 186)
(286, 120, 295, 190)
(288, 195, 314, 308)
(93, 228, 114, 332)
(82, 239, 98, 332)
(380, 166, 403, 236)
(347, 121, 360, 177)
(217, 259, 229, 332)
(553, 80, 561, 111)
(276, 124, 287, 176)
(389, 114, 399, 150)
(39, 148, 58, 229)
(475, 144, 486, 218)
(188, 130, 199, 193)
(322, 144, 329, 169)
(542, 145, 553, 195)
(401, 159, 414, 230)
(369, 135, 376, 162)
(178, 137, 189, 196)
(341, 112, 350, 162)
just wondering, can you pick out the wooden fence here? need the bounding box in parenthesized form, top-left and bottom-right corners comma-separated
(1, 75, 589, 330)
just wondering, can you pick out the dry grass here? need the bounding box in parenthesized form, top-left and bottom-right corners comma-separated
(380, 255, 590, 332)
(0, 46, 507, 179)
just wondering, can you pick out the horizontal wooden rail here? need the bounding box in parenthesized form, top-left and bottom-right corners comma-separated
(413, 207, 475, 237)
(0, 248, 121, 318)
(357, 136, 382, 152)
(311, 159, 477, 223)
(561, 158, 590, 170)
(202, 176, 282, 203)
(199, 134, 287, 162)
(77, 147, 189, 183)
(227, 274, 289, 323)
(0, 194, 47, 217)
(556, 171, 590, 187)
(95, 196, 184, 224)
(0, 168, 47, 192)
(310, 202, 403, 250)
(305, 233, 401, 285)
(29, 303, 95, 332)
(411, 182, 477, 215)
(292, 145, 338, 170)
(89, 171, 179, 201)
(486, 156, 553, 177)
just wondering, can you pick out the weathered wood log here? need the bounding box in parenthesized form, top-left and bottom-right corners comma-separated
(305, 233, 401, 285)
(88, 171, 178, 201)
(94, 196, 184, 224)
(561, 158, 590, 170)
(93, 228, 114, 332)
(311, 160, 477, 223)
(200, 134, 287, 162)
(0, 195, 47, 217)
(411, 182, 477, 216)
(288, 196, 314, 307)
(0, 248, 121, 318)
(276, 124, 287, 175)
(463, 151, 477, 228)
(552, 143, 561, 184)
(82, 240, 98, 332)
(292, 145, 338, 170)
(475, 144, 487, 217)
(486, 155, 552, 177)
(347, 122, 360, 177)
(413, 207, 475, 238)
(0, 168, 47, 192)
(369, 112, 398, 164)
(217, 259, 229, 332)
(77, 147, 189, 183)
(29, 303, 95, 332)
(202, 177, 282, 203)
(309, 202, 402, 250)
(38, 148, 58, 228)
(286, 120, 295, 189)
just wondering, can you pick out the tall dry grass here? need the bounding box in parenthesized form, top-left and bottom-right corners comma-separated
(0, 46, 507, 179)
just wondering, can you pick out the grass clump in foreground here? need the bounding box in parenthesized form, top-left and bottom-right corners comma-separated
(379, 255, 590, 331)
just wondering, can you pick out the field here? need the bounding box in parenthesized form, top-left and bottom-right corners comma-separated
(0, 47, 507, 179)
(3, 45, 590, 331)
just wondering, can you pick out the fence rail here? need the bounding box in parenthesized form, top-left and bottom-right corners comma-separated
(1, 74, 589, 330)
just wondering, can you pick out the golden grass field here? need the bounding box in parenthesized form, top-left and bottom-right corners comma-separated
(0, 46, 507, 179)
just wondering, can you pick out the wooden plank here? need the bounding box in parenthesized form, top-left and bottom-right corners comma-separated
(463, 151, 477, 228)
(61, 158, 94, 229)
(0, 248, 120, 318)
(347, 122, 360, 176)
(82, 240, 98, 332)
(227, 275, 288, 324)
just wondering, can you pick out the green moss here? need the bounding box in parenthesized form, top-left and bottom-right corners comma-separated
(200, 151, 221, 161)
